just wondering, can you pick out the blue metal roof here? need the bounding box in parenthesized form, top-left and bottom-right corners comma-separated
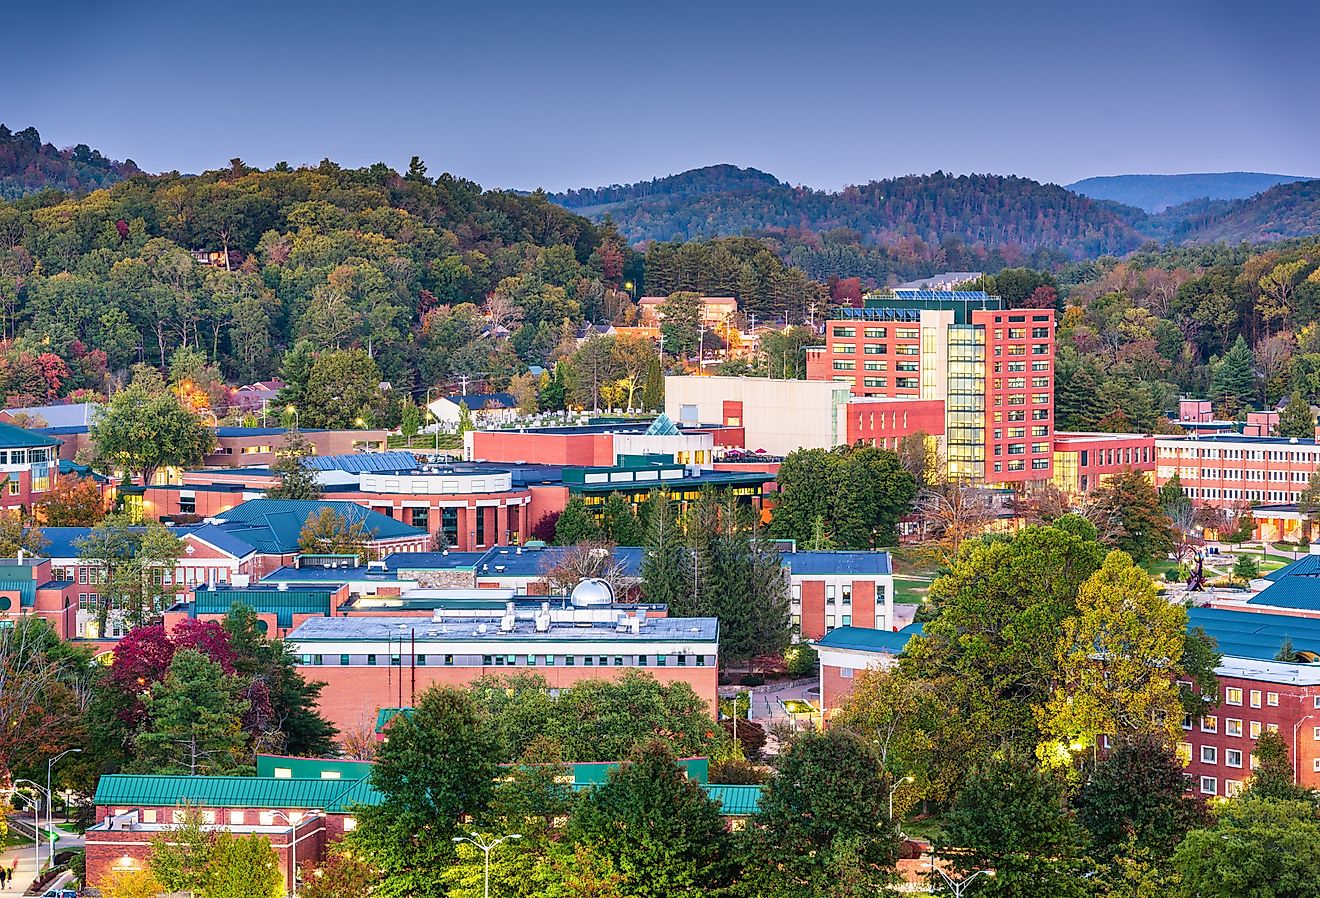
(474, 545, 644, 578)
(211, 500, 424, 554)
(189, 523, 260, 559)
(780, 550, 891, 576)
(815, 623, 923, 654)
(1187, 607, 1320, 662)
(304, 451, 420, 473)
(1250, 553, 1320, 608)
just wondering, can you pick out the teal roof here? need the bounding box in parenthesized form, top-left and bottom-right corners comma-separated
(92, 774, 381, 814)
(192, 586, 336, 628)
(0, 422, 60, 449)
(374, 707, 411, 733)
(1253, 554, 1320, 610)
(0, 576, 38, 611)
(211, 499, 424, 554)
(704, 784, 762, 816)
(1187, 606, 1320, 663)
(815, 623, 923, 654)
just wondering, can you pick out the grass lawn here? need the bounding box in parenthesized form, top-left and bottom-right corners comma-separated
(1141, 558, 1183, 580)
(894, 576, 933, 605)
(900, 816, 944, 844)
(387, 433, 461, 451)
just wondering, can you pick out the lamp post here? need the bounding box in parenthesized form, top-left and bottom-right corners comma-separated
(269, 810, 318, 898)
(47, 748, 81, 864)
(12, 791, 40, 877)
(888, 774, 915, 821)
(452, 832, 521, 898)
(924, 864, 995, 898)
(13, 780, 51, 869)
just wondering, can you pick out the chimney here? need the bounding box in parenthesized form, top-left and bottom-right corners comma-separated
(17, 549, 24, 563)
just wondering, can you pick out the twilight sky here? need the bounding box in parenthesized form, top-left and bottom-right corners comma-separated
(5, 0, 1318, 192)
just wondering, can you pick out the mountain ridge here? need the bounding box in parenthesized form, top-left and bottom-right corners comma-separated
(1067, 171, 1312, 212)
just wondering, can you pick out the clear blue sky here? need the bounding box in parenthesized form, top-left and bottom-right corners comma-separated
(6, 0, 1318, 191)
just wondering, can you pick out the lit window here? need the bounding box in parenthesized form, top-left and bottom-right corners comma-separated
(1250, 721, 1262, 738)
(1225, 687, 1242, 706)
(1251, 690, 1262, 708)
(1226, 719, 1242, 737)
(1201, 716, 1218, 733)
(1268, 692, 1279, 706)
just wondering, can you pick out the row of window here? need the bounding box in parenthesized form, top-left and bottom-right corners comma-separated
(299, 653, 713, 668)
(992, 459, 1051, 473)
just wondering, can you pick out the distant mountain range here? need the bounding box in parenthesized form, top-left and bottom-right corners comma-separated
(551, 165, 1320, 254)
(0, 124, 141, 200)
(1067, 172, 1313, 212)
(4, 123, 1320, 261)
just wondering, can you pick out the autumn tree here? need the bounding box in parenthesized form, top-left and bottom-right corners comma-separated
(0, 509, 46, 556)
(298, 507, 374, 561)
(1089, 470, 1174, 562)
(35, 474, 107, 526)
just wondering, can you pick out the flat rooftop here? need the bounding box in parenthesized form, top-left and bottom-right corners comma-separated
(286, 614, 719, 643)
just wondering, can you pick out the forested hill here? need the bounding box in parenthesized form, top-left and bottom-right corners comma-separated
(547, 165, 782, 212)
(0, 124, 141, 199)
(562, 170, 1147, 258)
(1068, 172, 1312, 213)
(1166, 179, 1320, 244)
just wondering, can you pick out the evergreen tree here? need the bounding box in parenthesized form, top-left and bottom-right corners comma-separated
(539, 363, 568, 412)
(1075, 734, 1205, 856)
(1089, 471, 1175, 563)
(600, 492, 642, 545)
(640, 491, 688, 608)
(456, 401, 476, 435)
(1277, 390, 1315, 439)
(1056, 365, 1103, 430)
(266, 430, 323, 500)
(350, 687, 500, 898)
(1210, 335, 1257, 414)
(640, 355, 664, 411)
(554, 496, 600, 545)
(941, 758, 1087, 897)
(569, 741, 735, 898)
(133, 649, 251, 775)
(742, 729, 901, 898)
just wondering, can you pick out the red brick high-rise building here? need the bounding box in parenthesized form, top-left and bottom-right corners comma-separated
(807, 291, 1055, 487)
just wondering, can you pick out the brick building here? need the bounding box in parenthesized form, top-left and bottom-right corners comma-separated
(1051, 432, 1156, 496)
(0, 422, 60, 510)
(806, 291, 1055, 487)
(1155, 433, 1320, 511)
(785, 551, 894, 640)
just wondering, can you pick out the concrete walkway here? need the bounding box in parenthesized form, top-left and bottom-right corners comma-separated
(3, 814, 84, 896)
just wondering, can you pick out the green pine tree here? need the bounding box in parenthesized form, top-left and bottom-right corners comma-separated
(1277, 391, 1315, 439)
(133, 649, 251, 775)
(641, 355, 664, 411)
(1210, 335, 1257, 415)
(554, 496, 601, 545)
(640, 491, 688, 608)
(266, 430, 323, 500)
(600, 492, 642, 545)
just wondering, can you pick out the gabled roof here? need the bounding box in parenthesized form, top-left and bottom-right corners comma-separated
(438, 393, 515, 410)
(815, 623, 923, 654)
(1, 402, 97, 429)
(1251, 553, 1320, 609)
(209, 500, 425, 554)
(187, 523, 259, 560)
(780, 550, 892, 576)
(0, 421, 61, 449)
(92, 774, 380, 814)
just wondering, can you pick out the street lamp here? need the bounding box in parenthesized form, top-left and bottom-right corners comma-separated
(924, 863, 995, 897)
(14, 780, 51, 869)
(11, 791, 40, 876)
(888, 774, 915, 821)
(452, 832, 522, 898)
(47, 748, 81, 864)
(269, 810, 318, 898)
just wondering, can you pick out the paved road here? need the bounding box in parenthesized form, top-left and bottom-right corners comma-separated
(3, 815, 83, 896)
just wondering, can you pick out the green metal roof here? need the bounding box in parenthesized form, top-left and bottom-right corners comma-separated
(192, 587, 336, 628)
(0, 578, 38, 611)
(374, 707, 411, 733)
(92, 774, 381, 813)
(212, 499, 425, 554)
(704, 784, 762, 816)
(0, 422, 60, 449)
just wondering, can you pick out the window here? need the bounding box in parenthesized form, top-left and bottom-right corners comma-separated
(321, 770, 342, 780)
(1225, 780, 1244, 797)
(677, 654, 687, 666)
(1225, 687, 1242, 705)
(1251, 690, 1262, 708)
(1226, 749, 1243, 768)
(1201, 716, 1218, 733)
(1268, 692, 1279, 706)
(143, 810, 158, 824)
(1200, 776, 1217, 796)
(1226, 719, 1242, 737)
(832, 326, 855, 337)
(343, 817, 357, 833)
(274, 767, 292, 778)
(1200, 746, 1217, 764)
(1250, 721, 1262, 738)
(339, 654, 350, 666)
(1176, 742, 1192, 763)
